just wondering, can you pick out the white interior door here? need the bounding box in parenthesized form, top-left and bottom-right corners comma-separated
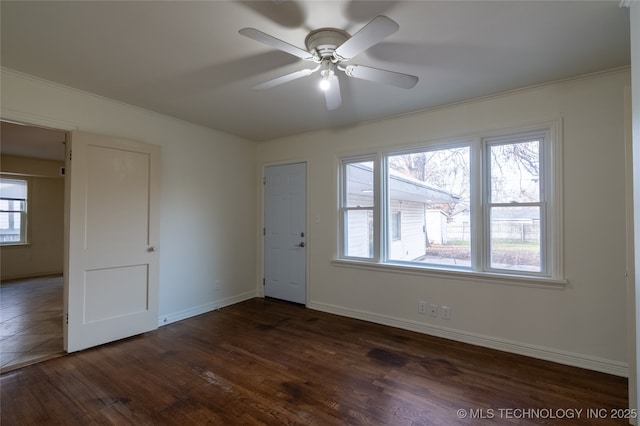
(65, 131, 160, 352)
(264, 163, 307, 304)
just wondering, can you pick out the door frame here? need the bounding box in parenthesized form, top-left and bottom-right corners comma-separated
(260, 160, 309, 304)
(1, 110, 75, 353)
(625, 85, 637, 418)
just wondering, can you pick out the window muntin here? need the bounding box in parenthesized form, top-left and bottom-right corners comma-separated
(0, 178, 28, 244)
(339, 127, 558, 281)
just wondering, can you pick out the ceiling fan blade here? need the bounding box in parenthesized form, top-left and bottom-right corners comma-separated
(344, 64, 418, 89)
(239, 28, 315, 61)
(333, 15, 399, 61)
(324, 74, 342, 110)
(253, 68, 316, 90)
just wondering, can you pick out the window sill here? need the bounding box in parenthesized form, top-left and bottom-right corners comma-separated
(0, 242, 31, 248)
(331, 259, 567, 289)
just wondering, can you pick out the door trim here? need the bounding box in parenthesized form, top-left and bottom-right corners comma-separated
(1, 109, 76, 354)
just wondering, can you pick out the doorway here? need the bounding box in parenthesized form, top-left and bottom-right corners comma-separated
(263, 162, 307, 304)
(0, 120, 67, 372)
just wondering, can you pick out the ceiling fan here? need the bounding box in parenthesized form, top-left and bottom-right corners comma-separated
(239, 15, 419, 110)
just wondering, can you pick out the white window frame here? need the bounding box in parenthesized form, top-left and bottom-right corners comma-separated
(337, 122, 564, 286)
(339, 155, 380, 261)
(0, 177, 29, 245)
(482, 130, 551, 277)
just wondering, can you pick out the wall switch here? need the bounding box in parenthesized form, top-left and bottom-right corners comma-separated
(442, 306, 451, 320)
(429, 304, 438, 317)
(418, 301, 427, 314)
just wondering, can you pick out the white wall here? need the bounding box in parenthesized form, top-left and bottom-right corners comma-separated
(258, 69, 631, 375)
(1, 68, 258, 323)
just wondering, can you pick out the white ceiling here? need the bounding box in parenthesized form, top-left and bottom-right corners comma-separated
(0, 1, 631, 143)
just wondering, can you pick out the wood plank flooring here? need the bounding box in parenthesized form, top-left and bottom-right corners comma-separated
(0, 276, 64, 372)
(0, 297, 629, 425)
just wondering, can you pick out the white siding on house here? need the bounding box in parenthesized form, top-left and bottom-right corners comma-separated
(389, 199, 426, 261)
(346, 209, 372, 258)
(425, 210, 448, 245)
(344, 192, 373, 258)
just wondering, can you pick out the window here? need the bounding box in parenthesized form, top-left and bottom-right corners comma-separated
(338, 126, 561, 282)
(486, 134, 543, 273)
(0, 178, 28, 244)
(388, 145, 470, 265)
(341, 159, 376, 259)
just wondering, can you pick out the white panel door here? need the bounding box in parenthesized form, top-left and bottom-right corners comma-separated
(65, 131, 160, 352)
(264, 163, 307, 304)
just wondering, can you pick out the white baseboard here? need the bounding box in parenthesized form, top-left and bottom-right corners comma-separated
(1, 271, 64, 282)
(158, 290, 257, 326)
(307, 301, 628, 377)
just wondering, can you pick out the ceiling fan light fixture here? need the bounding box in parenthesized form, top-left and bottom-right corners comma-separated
(319, 60, 335, 91)
(319, 75, 331, 91)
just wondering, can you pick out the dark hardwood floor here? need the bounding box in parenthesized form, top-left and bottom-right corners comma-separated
(1, 298, 629, 425)
(0, 276, 64, 372)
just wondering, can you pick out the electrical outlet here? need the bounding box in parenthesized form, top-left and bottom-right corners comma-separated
(418, 301, 427, 314)
(429, 304, 438, 317)
(442, 306, 451, 320)
(215, 280, 221, 290)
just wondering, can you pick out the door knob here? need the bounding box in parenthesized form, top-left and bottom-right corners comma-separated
(147, 246, 158, 252)
(296, 242, 305, 248)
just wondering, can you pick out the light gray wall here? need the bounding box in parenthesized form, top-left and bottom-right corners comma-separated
(258, 68, 631, 376)
(1, 68, 259, 322)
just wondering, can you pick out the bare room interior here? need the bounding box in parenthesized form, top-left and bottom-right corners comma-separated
(1, 1, 640, 424)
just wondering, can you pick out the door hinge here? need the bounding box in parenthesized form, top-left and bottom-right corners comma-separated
(69, 150, 72, 161)
(263, 177, 266, 185)
(66, 312, 69, 325)
(263, 278, 265, 286)
(263, 227, 266, 236)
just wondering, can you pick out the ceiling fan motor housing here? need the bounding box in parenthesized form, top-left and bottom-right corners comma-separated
(305, 28, 350, 60)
